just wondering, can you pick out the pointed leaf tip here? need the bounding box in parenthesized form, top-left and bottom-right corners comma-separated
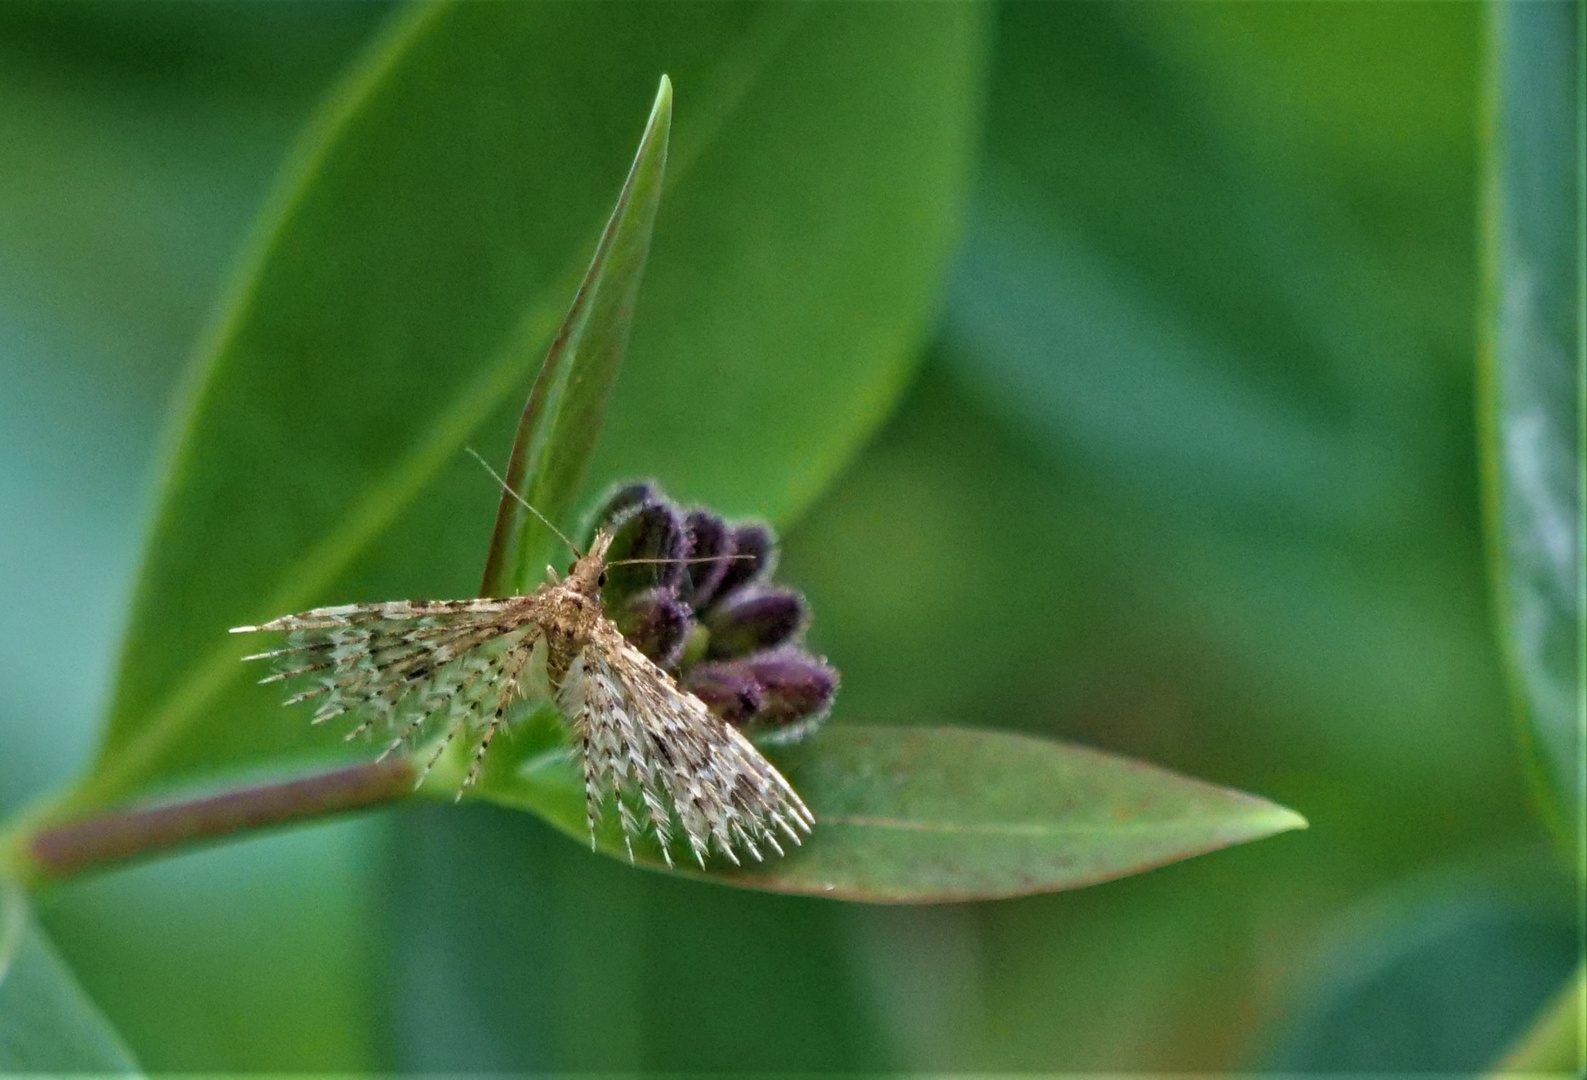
(481, 724, 1309, 902)
(480, 77, 673, 597)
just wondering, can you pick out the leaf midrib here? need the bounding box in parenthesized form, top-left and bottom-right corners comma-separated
(70, 4, 811, 813)
(813, 811, 1304, 838)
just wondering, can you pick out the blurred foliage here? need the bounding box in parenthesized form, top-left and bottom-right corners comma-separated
(1493, 961, 1587, 1074)
(1477, 3, 1584, 1071)
(0, 3, 390, 1071)
(0, 884, 140, 1073)
(1480, 0, 1583, 857)
(0, 0, 389, 819)
(1256, 851, 1577, 1070)
(0, 0, 1575, 1073)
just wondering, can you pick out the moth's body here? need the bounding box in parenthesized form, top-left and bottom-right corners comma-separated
(533, 532, 613, 687)
(232, 529, 813, 867)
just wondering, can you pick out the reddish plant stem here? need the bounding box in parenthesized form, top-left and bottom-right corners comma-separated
(22, 759, 415, 882)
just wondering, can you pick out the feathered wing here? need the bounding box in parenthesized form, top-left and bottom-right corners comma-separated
(561, 617, 814, 867)
(232, 598, 541, 789)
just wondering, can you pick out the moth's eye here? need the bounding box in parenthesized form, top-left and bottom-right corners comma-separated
(567, 562, 577, 575)
(597, 571, 607, 587)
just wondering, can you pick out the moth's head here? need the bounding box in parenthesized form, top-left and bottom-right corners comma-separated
(565, 528, 614, 597)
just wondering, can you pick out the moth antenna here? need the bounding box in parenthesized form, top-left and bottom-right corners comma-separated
(465, 447, 583, 558)
(603, 554, 758, 568)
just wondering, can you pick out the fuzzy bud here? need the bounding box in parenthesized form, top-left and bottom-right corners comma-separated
(604, 502, 686, 600)
(615, 587, 692, 670)
(682, 510, 733, 609)
(704, 584, 807, 658)
(593, 481, 659, 531)
(682, 661, 765, 724)
(713, 523, 774, 598)
(741, 650, 839, 728)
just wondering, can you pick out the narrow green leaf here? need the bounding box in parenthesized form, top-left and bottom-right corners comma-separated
(480, 724, 1306, 902)
(58, 4, 984, 812)
(1479, 0, 1583, 851)
(0, 883, 141, 1074)
(480, 76, 670, 598)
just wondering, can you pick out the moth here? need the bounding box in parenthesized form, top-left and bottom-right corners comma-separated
(231, 526, 814, 868)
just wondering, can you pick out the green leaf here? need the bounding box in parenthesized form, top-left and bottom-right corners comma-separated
(479, 724, 1306, 902)
(948, 4, 1476, 533)
(381, 803, 891, 1071)
(1479, 0, 1583, 851)
(36, 822, 383, 1072)
(0, 882, 141, 1074)
(61, 3, 985, 812)
(1256, 861, 1577, 1071)
(1490, 960, 1586, 1075)
(480, 76, 670, 598)
(934, 4, 1510, 789)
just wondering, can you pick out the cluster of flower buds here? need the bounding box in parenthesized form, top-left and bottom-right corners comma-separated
(586, 482, 838, 741)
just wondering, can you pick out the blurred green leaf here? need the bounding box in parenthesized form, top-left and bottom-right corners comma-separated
(481, 76, 669, 598)
(1258, 859, 1577, 1072)
(480, 724, 1305, 902)
(0, 8, 398, 1072)
(947, 195, 1365, 527)
(948, 4, 1473, 535)
(0, 1, 389, 819)
(383, 802, 890, 1071)
(1479, 0, 1583, 854)
(0, 883, 141, 1074)
(39, 821, 380, 1072)
(933, 2, 1510, 786)
(59, 2, 984, 812)
(1490, 961, 1585, 1075)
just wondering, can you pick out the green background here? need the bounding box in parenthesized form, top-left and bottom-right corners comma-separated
(0, 1, 1577, 1071)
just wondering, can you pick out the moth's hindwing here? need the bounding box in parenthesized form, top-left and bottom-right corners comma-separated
(560, 618, 813, 867)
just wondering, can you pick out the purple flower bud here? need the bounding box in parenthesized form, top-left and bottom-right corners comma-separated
(742, 650, 839, 728)
(704, 584, 806, 658)
(576, 482, 838, 733)
(682, 510, 733, 609)
(605, 502, 686, 600)
(615, 587, 692, 669)
(682, 660, 764, 724)
(596, 481, 660, 529)
(713, 523, 775, 598)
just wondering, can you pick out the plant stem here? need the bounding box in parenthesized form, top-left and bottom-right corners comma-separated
(1489, 960, 1585, 1076)
(9, 759, 416, 884)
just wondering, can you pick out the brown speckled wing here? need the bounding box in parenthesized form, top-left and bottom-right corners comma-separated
(560, 617, 813, 866)
(233, 598, 542, 789)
